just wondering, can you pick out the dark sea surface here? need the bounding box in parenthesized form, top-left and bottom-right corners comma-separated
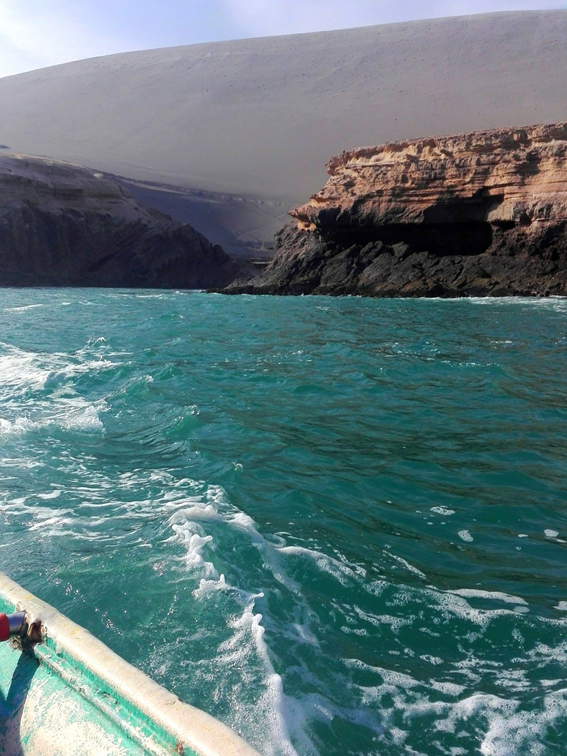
(0, 289, 566, 756)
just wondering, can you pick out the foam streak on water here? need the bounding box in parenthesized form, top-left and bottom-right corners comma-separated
(0, 290, 567, 755)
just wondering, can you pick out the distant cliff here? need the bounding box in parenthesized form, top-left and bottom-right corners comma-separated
(0, 153, 243, 288)
(224, 123, 567, 297)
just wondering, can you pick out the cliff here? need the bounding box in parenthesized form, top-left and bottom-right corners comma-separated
(224, 123, 567, 297)
(0, 153, 243, 288)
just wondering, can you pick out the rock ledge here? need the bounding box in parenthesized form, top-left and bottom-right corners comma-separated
(225, 123, 567, 297)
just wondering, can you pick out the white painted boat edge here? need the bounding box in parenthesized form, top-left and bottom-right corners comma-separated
(0, 571, 263, 756)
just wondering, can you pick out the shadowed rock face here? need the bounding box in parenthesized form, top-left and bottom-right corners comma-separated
(225, 123, 567, 297)
(0, 154, 243, 288)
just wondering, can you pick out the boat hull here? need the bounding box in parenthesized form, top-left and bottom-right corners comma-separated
(0, 572, 261, 756)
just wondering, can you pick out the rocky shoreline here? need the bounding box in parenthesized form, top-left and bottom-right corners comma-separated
(223, 123, 567, 297)
(0, 153, 243, 288)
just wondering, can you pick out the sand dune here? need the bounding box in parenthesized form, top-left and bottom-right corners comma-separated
(0, 10, 566, 255)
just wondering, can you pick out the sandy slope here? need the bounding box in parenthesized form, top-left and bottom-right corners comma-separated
(0, 10, 565, 255)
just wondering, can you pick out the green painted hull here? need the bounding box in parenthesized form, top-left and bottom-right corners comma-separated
(0, 572, 261, 756)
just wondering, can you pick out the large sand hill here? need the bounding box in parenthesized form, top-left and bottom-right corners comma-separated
(0, 10, 565, 256)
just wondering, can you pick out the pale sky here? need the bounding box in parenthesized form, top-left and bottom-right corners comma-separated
(0, 0, 565, 78)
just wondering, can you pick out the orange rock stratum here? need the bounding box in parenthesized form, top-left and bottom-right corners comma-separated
(225, 123, 567, 297)
(292, 123, 567, 232)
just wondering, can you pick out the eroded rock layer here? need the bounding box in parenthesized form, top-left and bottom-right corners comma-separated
(226, 123, 567, 297)
(0, 154, 243, 288)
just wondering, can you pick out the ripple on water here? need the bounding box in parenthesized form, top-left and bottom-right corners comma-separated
(0, 291, 566, 755)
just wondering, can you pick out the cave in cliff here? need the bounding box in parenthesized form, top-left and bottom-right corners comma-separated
(223, 123, 567, 298)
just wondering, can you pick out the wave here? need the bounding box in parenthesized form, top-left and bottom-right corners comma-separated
(1, 292, 567, 756)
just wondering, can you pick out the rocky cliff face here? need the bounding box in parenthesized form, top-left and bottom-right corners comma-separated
(225, 123, 567, 297)
(0, 153, 243, 287)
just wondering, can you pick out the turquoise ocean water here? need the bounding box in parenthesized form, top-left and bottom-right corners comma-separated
(0, 289, 566, 755)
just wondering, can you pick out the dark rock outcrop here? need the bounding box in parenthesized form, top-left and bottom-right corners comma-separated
(224, 123, 567, 297)
(0, 154, 243, 288)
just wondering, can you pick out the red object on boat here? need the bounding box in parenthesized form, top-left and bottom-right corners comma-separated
(0, 612, 10, 641)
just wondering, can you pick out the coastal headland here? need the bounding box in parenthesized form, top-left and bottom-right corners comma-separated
(0, 11, 566, 290)
(223, 123, 567, 297)
(0, 153, 242, 287)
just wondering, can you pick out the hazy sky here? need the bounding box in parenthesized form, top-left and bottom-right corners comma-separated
(0, 0, 565, 78)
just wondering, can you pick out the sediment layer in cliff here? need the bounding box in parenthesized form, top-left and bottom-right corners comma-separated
(225, 123, 567, 297)
(0, 153, 243, 288)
